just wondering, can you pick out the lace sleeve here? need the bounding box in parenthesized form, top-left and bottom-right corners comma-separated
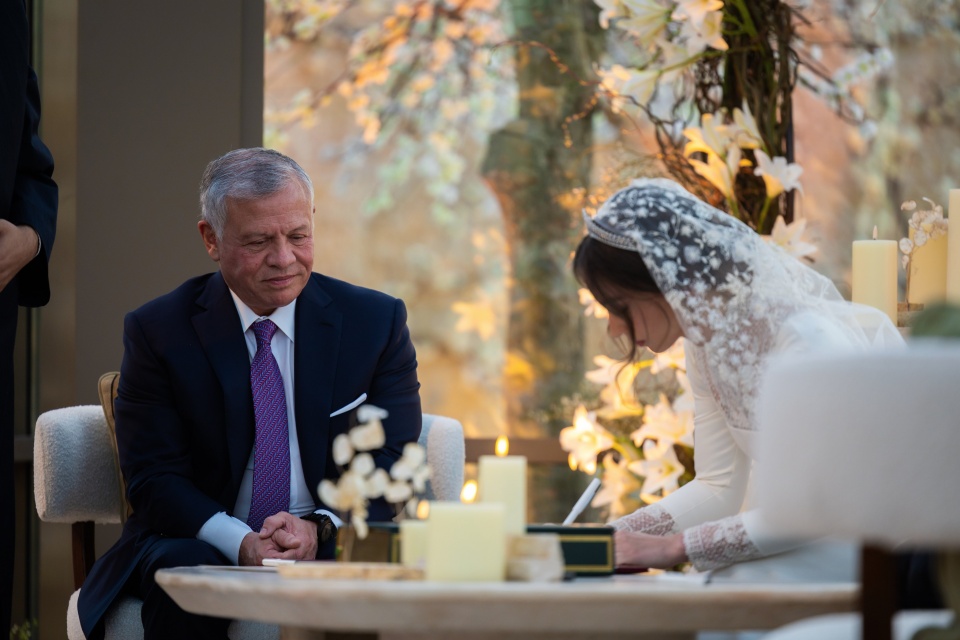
(610, 503, 679, 536)
(682, 513, 764, 571)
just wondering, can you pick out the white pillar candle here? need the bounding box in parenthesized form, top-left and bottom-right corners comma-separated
(948, 190, 960, 304)
(425, 502, 506, 582)
(852, 229, 898, 324)
(477, 455, 527, 536)
(908, 227, 948, 305)
(399, 519, 428, 568)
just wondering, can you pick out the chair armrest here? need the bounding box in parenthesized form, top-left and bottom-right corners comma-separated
(34, 406, 125, 524)
(420, 414, 465, 501)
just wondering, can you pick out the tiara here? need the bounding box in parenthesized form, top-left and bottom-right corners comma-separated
(582, 210, 636, 251)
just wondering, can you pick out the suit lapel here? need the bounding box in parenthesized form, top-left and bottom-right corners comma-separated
(192, 273, 253, 501)
(294, 276, 341, 502)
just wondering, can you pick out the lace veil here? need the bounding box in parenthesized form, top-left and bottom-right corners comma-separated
(585, 178, 902, 436)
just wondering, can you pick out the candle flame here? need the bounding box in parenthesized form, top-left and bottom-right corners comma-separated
(568, 453, 578, 471)
(460, 479, 478, 503)
(873, 225, 878, 240)
(416, 500, 430, 519)
(494, 435, 509, 457)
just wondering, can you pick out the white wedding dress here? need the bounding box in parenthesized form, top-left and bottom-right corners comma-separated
(585, 178, 904, 581)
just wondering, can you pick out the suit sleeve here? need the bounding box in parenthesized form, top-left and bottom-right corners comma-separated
(114, 311, 228, 537)
(10, 66, 57, 307)
(366, 298, 422, 520)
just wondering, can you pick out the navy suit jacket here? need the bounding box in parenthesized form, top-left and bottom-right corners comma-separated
(78, 271, 421, 638)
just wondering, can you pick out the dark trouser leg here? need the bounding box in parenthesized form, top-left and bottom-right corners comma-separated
(135, 537, 231, 640)
(0, 282, 19, 638)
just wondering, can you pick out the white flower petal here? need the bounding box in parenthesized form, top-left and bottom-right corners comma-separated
(332, 433, 354, 467)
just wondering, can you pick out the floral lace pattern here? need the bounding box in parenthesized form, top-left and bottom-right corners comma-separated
(609, 503, 678, 536)
(587, 178, 898, 432)
(683, 515, 763, 571)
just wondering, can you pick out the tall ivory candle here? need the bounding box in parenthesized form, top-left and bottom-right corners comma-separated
(477, 455, 527, 536)
(426, 502, 505, 581)
(852, 227, 898, 324)
(908, 227, 948, 304)
(948, 190, 960, 303)
(399, 519, 428, 568)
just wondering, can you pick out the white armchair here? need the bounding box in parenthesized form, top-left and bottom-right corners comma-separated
(757, 343, 960, 640)
(34, 376, 464, 640)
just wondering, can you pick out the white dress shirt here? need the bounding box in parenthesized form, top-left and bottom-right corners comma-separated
(196, 290, 339, 563)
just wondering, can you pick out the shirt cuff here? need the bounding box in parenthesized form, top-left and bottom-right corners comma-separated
(314, 509, 343, 529)
(197, 512, 253, 565)
(33, 228, 41, 258)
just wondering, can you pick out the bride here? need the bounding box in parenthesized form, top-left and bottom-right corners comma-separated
(575, 178, 902, 577)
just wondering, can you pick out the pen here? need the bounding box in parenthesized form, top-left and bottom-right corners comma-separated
(562, 477, 601, 525)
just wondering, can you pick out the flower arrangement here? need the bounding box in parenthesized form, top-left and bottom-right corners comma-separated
(319, 405, 431, 540)
(898, 197, 949, 270)
(591, 0, 892, 234)
(560, 337, 694, 519)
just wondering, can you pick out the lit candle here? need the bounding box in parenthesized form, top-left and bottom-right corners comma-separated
(425, 502, 505, 581)
(948, 190, 960, 304)
(399, 519, 428, 568)
(908, 226, 948, 305)
(852, 226, 898, 324)
(477, 455, 527, 536)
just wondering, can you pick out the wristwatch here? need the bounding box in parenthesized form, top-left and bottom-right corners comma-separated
(300, 512, 338, 559)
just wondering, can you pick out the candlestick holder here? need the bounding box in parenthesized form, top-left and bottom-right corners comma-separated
(898, 302, 924, 328)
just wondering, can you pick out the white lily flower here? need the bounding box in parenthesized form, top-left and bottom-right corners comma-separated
(683, 113, 732, 157)
(579, 288, 610, 319)
(681, 10, 728, 53)
(690, 144, 739, 199)
(650, 339, 685, 373)
(671, 0, 724, 27)
(350, 417, 386, 451)
(767, 216, 818, 260)
(630, 394, 695, 448)
(593, 456, 642, 519)
(332, 433, 354, 466)
(732, 101, 763, 149)
(595, 0, 626, 28)
(585, 355, 622, 386)
(628, 439, 685, 497)
(754, 150, 803, 198)
(559, 405, 614, 471)
(619, 0, 671, 46)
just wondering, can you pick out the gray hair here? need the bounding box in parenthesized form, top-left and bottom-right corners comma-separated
(199, 147, 314, 238)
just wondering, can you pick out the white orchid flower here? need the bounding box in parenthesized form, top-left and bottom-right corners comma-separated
(754, 150, 803, 198)
(356, 404, 389, 423)
(319, 470, 367, 512)
(767, 216, 818, 260)
(349, 417, 386, 451)
(351, 452, 376, 478)
(352, 511, 369, 540)
(384, 480, 414, 503)
(559, 405, 614, 471)
(390, 442, 426, 481)
(332, 433, 355, 466)
(364, 468, 389, 499)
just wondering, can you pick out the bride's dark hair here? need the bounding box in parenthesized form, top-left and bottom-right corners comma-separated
(573, 235, 664, 362)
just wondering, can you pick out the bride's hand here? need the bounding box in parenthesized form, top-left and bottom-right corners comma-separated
(614, 530, 688, 568)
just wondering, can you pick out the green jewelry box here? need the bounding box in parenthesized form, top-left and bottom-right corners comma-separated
(350, 522, 615, 576)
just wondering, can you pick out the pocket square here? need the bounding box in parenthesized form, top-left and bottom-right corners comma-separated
(330, 393, 368, 417)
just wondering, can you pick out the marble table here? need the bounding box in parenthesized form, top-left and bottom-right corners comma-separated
(156, 565, 858, 640)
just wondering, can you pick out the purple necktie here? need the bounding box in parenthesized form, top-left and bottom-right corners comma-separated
(247, 319, 290, 532)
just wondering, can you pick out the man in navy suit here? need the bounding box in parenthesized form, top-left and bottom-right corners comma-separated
(1, 0, 58, 634)
(78, 148, 421, 639)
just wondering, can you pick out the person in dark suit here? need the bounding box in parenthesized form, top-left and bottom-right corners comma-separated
(1, 0, 58, 634)
(78, 148, 421, 639)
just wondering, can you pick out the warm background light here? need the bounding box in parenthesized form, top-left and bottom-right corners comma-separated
(460, 479, 478, 503)
(495, 435, 509, 457)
